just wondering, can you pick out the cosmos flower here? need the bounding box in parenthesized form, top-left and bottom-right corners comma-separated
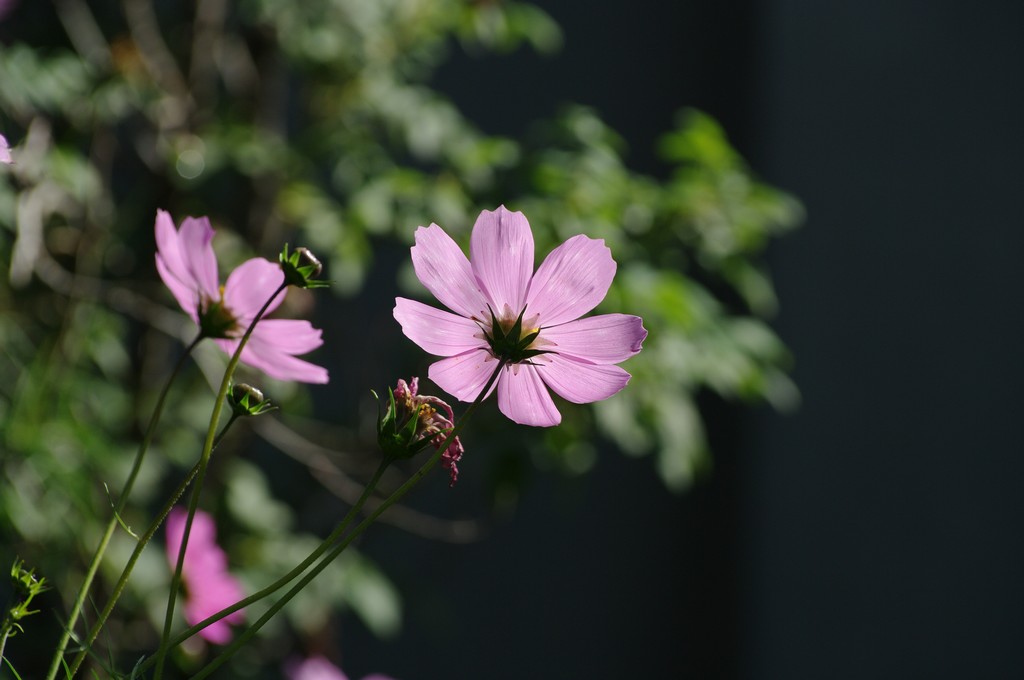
(394, 206, 646, 427)
(286, 654, 396, 680)
(165, 508, 245, 644)
(0, 134, 12, 164)
(155, 209, 328, 383)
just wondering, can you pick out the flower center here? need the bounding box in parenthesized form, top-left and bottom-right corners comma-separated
(479, 305, 550, 364)
(197, 289, 240, 339)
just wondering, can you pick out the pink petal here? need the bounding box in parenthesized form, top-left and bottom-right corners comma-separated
(287, 656, 350, 680)
(223, 258, 286, 322)
(178, 217, 220, 301)
(410, 225, 489, 319)
(156, 255, 200, 318)
(186, 571, 245, 643)
(191, 614, 234, 644)
(525, 235, 616, 326)
(218, 319, 329, 384)
(535, 353, 631, 404)
(394, 297, 487, 357)
(166, 507, 219, 571)
(248, 319, 324, 353)
(155, 210, 203, 316)
(469, 206, 534, 315)
(496, 363, 561, 427)
(540, 314, 647, 364)
(428, 348, 500, 402)
(0, 134, 11, 164)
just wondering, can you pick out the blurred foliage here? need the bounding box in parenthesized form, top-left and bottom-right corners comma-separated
(0, 0, 799, 676)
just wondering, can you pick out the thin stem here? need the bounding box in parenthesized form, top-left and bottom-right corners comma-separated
(0, 627, 9, 668)
(152, 284, 287, 680)
(65, 416, 238, 676)
(45, 334, 202, 680)
(191, 360, 507, 679)
(133, 454, 393, 677)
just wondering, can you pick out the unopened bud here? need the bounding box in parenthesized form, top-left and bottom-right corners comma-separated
(280, 244, 329, 289)
(228, 383, 275, 417)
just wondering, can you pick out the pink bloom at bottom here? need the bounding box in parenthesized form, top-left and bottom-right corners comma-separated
(165, 507, 245, 644)
(286, 655, 397, 680)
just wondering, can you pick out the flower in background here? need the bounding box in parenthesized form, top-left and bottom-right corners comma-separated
(165, 507, 245, 644)
(0, 0, 17, 23)
(0, 134, 12, 164)
(378, 377, 464, 485)
(394, 206, 647, 427)
(286, 654, 397, 680)
(155, 209, 328, 383)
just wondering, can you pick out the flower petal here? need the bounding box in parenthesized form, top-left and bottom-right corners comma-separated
(156, 256, 200, 318)
(394, 297, 487, 357)
(411, 224, 488, 319)
(287, 657, 351, 680)
(535, 353, 631, 404)
(185, 571, 245, 643)
(496, 363, 561, 426)
(469, 206, 534, 315)
(155, 210, 203, 315)
(217, 319, 329, 384)
(178, 216, 220, 301)
(248, 319, 324, 353)
(525, 235, 616, 326)
(428, 348, 500, 402)
(0, 134, 12, 164)
(223, 258, 286, 322)
(540, 314, 647, 364)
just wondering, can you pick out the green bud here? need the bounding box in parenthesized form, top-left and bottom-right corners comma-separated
(3, 559, 48, 639)
(280, 244, 329, 289)
(227, 383, 276, 417)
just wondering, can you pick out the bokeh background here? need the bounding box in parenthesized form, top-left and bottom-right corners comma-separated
(2, 0, 1022, 678)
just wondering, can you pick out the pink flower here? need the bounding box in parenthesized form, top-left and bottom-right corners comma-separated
(165, 507, 245, 644)
(0, 134, 12, 164)
(286, 655, 397, 680)
(394, 206, 647, 427)
(155, 209, 328, 383)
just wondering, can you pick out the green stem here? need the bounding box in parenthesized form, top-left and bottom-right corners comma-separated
(65, 417, 239, 676)
(0, 626, 10, 668)
(191, 360, 507, 679)
(45, 333, 202, 680)
(133, 454, 393, 677)
(152, 283, 287, 680)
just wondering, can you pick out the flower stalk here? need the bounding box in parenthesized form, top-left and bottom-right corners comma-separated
(191, 360, 506, 678)
(45, 333, 202, 680)
(133, 453, 394, 677)
(65, 416, 239, 676)
(152, 281, 287, 680)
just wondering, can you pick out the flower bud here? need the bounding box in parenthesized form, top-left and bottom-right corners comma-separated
(375, 377, 464, 485)
(228, 383, 275, 417)
(280, 244, 329, 289)
(5, 559, 48, 636)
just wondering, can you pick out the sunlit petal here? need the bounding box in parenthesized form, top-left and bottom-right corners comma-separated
(469, 206, 534, 314)
(497, 363, 561, 426)
(526, 235, 616, 326)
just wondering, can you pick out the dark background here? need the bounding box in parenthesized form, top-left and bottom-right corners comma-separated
(346, 1, 1024, 678)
